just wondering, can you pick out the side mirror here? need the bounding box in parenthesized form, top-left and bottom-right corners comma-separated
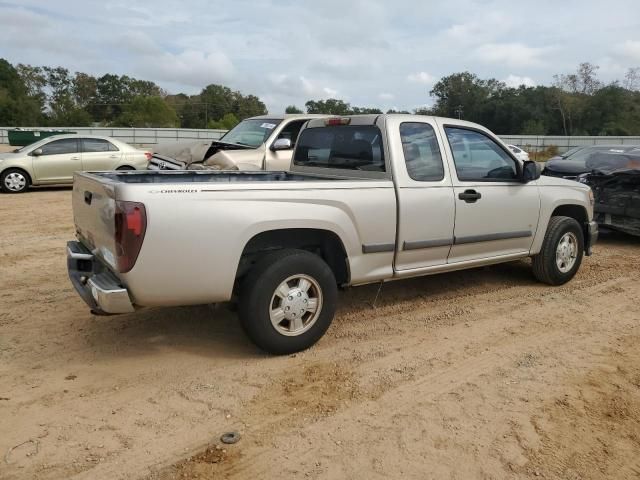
(522, 160, 541, 182)
(32, 148, 43, 156)
(271, 138, 292, 151)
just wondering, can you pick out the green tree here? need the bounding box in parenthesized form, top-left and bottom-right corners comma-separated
(430, 72, 504, 121)
(72, 72, 97, 108)
(305, 98, 352, 114)
(351, 106, 383, 114)
(115, 96, 178, 127)
(16, 64, 47, 107)
(209, 112, 239, 129)
(0, 59, 43, 125)
(285, 105, 303, 114)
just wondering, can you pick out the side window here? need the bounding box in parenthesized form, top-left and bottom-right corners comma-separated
(445, 127, 518, 181)
(400, 122, 444, 181)
(82, 138, 116, 153)
(39, 139, 78, 156)
(276, 121, 306, 147)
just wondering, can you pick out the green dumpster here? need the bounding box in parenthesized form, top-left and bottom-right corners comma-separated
(7, 129, 76, 147)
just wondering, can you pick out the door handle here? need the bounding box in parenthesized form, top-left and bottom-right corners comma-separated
(70, 156, 80, 160)
(109, 155, 118, 158)
(458, 189, 482, 203)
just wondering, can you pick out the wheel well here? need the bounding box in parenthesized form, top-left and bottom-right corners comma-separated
(1, 167, 32, 184)
(551, 204, 588, 225)
(237, 229, 349, 286)
(116, 165, 135, 171)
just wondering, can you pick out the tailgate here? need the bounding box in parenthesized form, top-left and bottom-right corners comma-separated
(72, 173, 119, 270)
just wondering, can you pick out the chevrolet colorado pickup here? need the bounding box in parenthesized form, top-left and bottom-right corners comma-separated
(67, 114, 598, 354)
(148, 114, 327, 171)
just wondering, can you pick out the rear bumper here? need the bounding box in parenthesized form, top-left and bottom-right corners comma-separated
(67, 241, 135, 315)
(585, 221, 598, 256)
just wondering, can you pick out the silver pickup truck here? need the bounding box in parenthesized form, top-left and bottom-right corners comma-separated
(67, 114, 598, 354)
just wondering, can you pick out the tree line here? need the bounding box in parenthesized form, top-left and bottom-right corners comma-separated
(1, 58, 639, 135)
(0, 59, 268, 129)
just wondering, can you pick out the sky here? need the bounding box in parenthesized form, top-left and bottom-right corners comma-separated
(1, 0, 639, 113)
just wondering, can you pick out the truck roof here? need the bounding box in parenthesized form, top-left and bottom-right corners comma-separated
(249, 114, 331, 121)
(304, 114, 493, 132)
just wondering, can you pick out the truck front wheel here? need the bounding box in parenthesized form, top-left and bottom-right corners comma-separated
(532, 216, 584, 285)
(238, 249, 338, 355)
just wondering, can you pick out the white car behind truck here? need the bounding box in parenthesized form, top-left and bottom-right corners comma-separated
(148, 114, 327, 171)
(68, 114, 598, 354)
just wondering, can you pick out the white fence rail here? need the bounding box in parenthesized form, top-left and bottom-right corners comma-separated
(0, 127, 227, 146)
(500, 135, 640, 153)
(2, 128, 640, 153)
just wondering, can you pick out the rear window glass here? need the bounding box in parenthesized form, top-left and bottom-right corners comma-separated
(293, 125, 385, 172)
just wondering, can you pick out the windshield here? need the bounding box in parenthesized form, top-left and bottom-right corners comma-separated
(219, 119, 282, 148)
(561, 146, 584, 158)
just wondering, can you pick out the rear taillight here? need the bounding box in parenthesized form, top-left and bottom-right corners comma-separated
(114, 201, 147, 273)
(144, 152, 152, 161)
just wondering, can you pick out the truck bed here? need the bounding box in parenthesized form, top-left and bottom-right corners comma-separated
(94, 170, 357, 184)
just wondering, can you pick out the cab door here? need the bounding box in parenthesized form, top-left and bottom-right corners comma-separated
(80, 138, 123, 170)
(438, 122, 540, 264)
(389, 117, 456, 271)
(264, 120, 306, 170)
(31, 138, 80, 183)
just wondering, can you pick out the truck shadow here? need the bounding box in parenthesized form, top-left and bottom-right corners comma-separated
(83, 303, 263, 360)
(80, 233, 638, 359)
(81, 260, 537, 360)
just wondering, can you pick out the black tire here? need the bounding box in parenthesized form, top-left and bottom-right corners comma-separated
(532, 216, 584, 285)
(0, 168, 31, 193)
(238, 249, 338, 355)
(116, 166, 135, 171)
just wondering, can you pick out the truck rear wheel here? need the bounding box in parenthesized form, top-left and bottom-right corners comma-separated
(238, 249, 337, 355)
(532, 216, 584, 285)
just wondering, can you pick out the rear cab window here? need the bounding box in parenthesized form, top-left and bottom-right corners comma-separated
(293, 125, 385, 173)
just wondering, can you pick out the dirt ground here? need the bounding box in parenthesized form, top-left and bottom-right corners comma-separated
(1, 188, 640, 480)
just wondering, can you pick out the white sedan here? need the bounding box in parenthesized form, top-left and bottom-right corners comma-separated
(507, 144, 530, 162)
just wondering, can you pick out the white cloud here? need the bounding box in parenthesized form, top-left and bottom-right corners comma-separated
(2, 0, 639, 112)
(268, 74, 339, 99)
(476, 43, 550, 68)
(378, 93, 395, 100)
(503, 75, 536, 88)
(407, 72, 435, 84)
(138, 50, 235, 89)
(615, 40, 640, 62)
